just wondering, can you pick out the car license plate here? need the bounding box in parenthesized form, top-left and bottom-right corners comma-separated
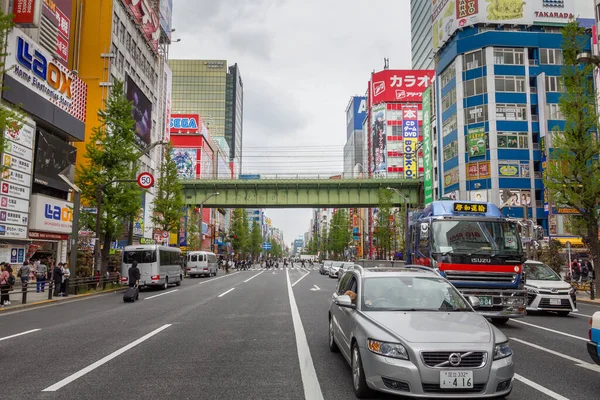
(549, 298, 561, 305)
(478, 296, 493, 306)
(440, 371, 473, 389)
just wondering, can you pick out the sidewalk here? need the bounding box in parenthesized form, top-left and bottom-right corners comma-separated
(577, 292, 600, 304)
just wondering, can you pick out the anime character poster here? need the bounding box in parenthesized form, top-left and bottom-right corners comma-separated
(171, 148, 197, 180)
(371, 104, 387, 176)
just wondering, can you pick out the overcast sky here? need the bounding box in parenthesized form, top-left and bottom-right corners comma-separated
(170, 0, 412, 245)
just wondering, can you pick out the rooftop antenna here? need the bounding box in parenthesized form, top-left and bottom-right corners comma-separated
(384, 58, 389, 70)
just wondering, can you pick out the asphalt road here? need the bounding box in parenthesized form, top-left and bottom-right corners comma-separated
(1, 263, 599, 400)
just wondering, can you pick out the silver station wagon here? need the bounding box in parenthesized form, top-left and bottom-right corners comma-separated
(328, 265, 514, 398)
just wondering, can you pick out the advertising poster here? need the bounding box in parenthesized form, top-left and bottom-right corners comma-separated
(499, 189, 532, 208)
(126, 75, 153, 147)
(444, 167, 460, 188)
(499, 161, 520, 177)
(171, 148, 196, 180)
(121, 0, 160, 52)
(41, 0, 72, 64)
(371, 104, 386, 175)
(179, 207, 187, 247)
(422, 87, 433, 205)
(133, 193, 145, 237)
(402, 106, 419, 179)
(470, 190, 488, 202)
(466, 161, 491, 180)
(159, 0, 173, 38)
(467, 127, 486, 157)
(163, 63, 172, 142)
(33, 130, 76, 191)
(371, 70, 434, 105)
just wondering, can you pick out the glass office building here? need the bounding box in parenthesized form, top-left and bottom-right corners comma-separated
(410, 0, 433, 70)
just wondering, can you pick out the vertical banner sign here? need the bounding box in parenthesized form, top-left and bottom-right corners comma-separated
(422, 87, 433, 205)
(402, 105, 419, 179)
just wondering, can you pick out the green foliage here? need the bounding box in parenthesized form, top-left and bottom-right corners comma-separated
(328, 209, 351, 260)
(230, 209, 248, 254)
(250, 220, 263, 259)
(319, 225, 329, 255)
(186, 209, 202, 251)
(151, 143, 184, 233)
(306, 234, 318, 254)
(76, 80, 141, 274)
(545, 21, 600, 286)
(268, 238, 283, 258)
(374, 189, 393, 258)
(539, 239, 564, 274)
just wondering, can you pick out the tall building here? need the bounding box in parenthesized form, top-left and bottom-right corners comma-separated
(410, 0, 433, 70)
(343, 96, 367, 178)
(432, 1, 594, 240)
(170, 59, 243, 176)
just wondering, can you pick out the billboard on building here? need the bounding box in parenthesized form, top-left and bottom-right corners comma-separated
(163, 63, 172, 142)
(421, 87, 433, 205)
(41, 0, 72, 65)
(12, 0, 41, 26)
(371, 70, 434, 105)
(126, 75, 153, 147)
(402, 106, 419, 179)
(171, 148, 196, 180)
(29, 194, 72, 234)
(170, 114, 201, 134)
(33, 131, 76, 192)
(467, 127, 486, 157)
(371, 104, 386, 175)
(121, 0, 160, 52)
(432, 0, 593, 52)
(347, 96, 367, 139)
(159, 0, 173, 38)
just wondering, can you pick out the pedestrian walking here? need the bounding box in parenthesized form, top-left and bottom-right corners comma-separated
(36, 260, 48, 292)
(52, 262, 63, 297)
(128, 261, 140, 300)
(18, 261, 31, 289)
(0, 264, 11, 307)
(61, 263, 70, 297)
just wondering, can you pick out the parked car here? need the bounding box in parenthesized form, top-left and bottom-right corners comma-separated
(321, 260, 333, 275)
(329, 265, 514, 398)
(523, 260, 577, 316)
(588, 311, 600, 365)
(337, 262, 357, 281)
(328, 261, 344, 278)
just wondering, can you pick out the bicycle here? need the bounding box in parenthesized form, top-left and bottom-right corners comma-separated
(570, 278, 591, 295)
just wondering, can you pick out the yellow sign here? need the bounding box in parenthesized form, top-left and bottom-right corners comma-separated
(453, 203, 488, 213)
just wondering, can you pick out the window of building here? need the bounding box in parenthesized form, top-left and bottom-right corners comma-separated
(440, 63, 456, 87)
(546, 103, 565, 120)
(119, 22, 125, 44)
(496, 104, 527, 120)
(442, 114, 457, 137)
(464, 50, 485, 70)
(493, 48, 524, 65)
(443, 141, 458, 162)
(113, 13, 119, 36)
(464, 77, 486, 97)
(495, 76, 526, 92)
(540, 49, 563, 65)
(117, 51, 124, 74)
(464, 105, 488, 124)
(545, 76, 564, 92)
(442, 88, 456, 111)
(498, 132, 528, 148)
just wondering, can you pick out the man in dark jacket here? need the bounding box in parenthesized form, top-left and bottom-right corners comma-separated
(52, 263, 63, 297)
(128, 261, 141, 300)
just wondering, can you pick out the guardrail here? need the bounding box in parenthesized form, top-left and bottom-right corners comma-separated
(2, 276, 122, 305)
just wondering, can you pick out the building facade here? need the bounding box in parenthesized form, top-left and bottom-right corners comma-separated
(226, 63, 243, 177)
(343, 96, 367, 178)
(410, 0, 433, 70)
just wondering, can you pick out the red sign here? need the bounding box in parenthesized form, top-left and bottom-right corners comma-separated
(122, 0, 160, 52)
(370, 70, 434, 105)
(56, 34, 69, 61)
(29, 231, 69, 240)
(13, 0, 36, 24)
(137, 172, 154, 189)
(456, 0, 478, 19)
(170, 114, 202, 134)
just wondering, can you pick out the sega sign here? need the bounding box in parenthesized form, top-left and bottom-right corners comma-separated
(29, 194, 73, 234)
(170, 114, 202, 134)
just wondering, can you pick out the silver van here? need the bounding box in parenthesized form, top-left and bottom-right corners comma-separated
(186, 251, 218, 277)
(121, 245, 183, 289)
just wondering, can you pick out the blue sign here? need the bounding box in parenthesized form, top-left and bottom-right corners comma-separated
(240, 174, 260, 180)
(262, 242, 272, 250)
(347, 96, 367, 139)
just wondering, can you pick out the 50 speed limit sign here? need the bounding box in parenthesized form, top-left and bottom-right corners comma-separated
(137, 172, 154, 189)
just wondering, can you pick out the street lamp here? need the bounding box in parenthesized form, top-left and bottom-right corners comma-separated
(386, 187, 410, 259)
(58, 165, 81, 272)
(198, 192, 219, 250)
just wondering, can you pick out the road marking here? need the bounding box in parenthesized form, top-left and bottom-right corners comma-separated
(0, 328, 41, 342)
(310, 285, 321, 291)
(510, 337, 600, 373)
(292, 271, 311, 287)
(218, 288, 235, 298)
(43, 324, 171, 391)
(197, 272, 239, 285)
(509, 319, 588, 341)
(144, 290, 178, 300)
(571, 312, 592, 318)
(243, 271, 265, 283)
(514, 374, 569, 400)
(285, 268, 324, 400)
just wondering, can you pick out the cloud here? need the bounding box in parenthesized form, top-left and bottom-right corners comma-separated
(227, 29, 273, 61)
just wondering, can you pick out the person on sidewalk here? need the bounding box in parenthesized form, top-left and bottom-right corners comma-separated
(128, 261, 140, 300)
(18, 261, 31, 288)
(61, 263, 70, 297)
(0, 264, 10, 307)
(36, 260, 48, 292)
(52, 262, 63, 297)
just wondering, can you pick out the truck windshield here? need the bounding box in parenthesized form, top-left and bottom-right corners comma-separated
(431, 220, 522, 256)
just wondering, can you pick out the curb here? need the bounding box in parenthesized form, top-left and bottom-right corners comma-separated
(577, 298, 600, 305)
(0, 287, 127, 313)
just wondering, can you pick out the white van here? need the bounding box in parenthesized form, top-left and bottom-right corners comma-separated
(121, 245, 183, 289)
(186, 251, 218, 277)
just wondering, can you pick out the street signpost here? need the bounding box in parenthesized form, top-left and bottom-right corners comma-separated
(137, 172, 154, 189)
(262, 242, 272, 250)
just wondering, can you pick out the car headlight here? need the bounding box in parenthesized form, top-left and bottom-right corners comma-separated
(526, 287, 538, 294)
(569, 287, 575, 295)
(494, 342, 512, 360)
(367, 339, 409, 360)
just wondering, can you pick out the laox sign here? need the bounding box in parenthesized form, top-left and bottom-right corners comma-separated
(44, 203, 73, 223)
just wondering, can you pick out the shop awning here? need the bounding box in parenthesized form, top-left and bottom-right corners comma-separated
(553, 237, 585, 247)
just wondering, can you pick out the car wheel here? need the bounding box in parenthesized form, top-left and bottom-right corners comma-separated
(328, 317, 339, 353)
(162, 278, 168, 290)
(175, 276, 182, 286)
(491, 317, 509, 325)
(352, 343, 373, 398)
(557, 311, 570, 317)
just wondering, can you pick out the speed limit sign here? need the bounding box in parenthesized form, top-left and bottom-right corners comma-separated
(137, 172, 154, 189)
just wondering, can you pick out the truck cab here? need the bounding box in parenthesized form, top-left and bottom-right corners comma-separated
(589, 311, 600, 365)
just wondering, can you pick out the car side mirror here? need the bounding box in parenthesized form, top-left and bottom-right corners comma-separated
(335, 295, 355, 308)
(468, 296, 480, 309)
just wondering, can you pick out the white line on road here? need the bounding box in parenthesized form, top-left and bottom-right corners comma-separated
(571, 312, 592, 318)
(509, 319, 588, 341)
(510, 337, 600, 373)
(197, 272, 239, 285)
(285, 268, 324, 400)
(43, 324, 172, 392)
(218, 288, 235, 298)
(144, 290, 178, 300)
(514, 374, 570, 400)
(0, 328, 41, 342)
(292, 271, 311, 287)
(243, 271, 265, 283)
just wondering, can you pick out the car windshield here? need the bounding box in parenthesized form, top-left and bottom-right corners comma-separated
(431, 220, 522, 256)
(525, 263, 561, 281)
(361, 276, 471, 311)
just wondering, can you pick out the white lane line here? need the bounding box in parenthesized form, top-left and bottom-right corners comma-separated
(43, 324, 171, 392)
(243, 270, 265, 283)
(509, 319, 588, 341)
(218, 288, 235, 298)
(571, 312, 592, 318)
(0, 328, 41, 342)
(292, 271, 311, 287)
(514, 374, 570, 400)
(510, 337, 600, 373)
(285, 268, 324, 400)
(144, 289, 178, 300)
(197, 271, 239, 285)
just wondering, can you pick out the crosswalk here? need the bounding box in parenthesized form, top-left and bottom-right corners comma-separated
(243, 264, 322, 272)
